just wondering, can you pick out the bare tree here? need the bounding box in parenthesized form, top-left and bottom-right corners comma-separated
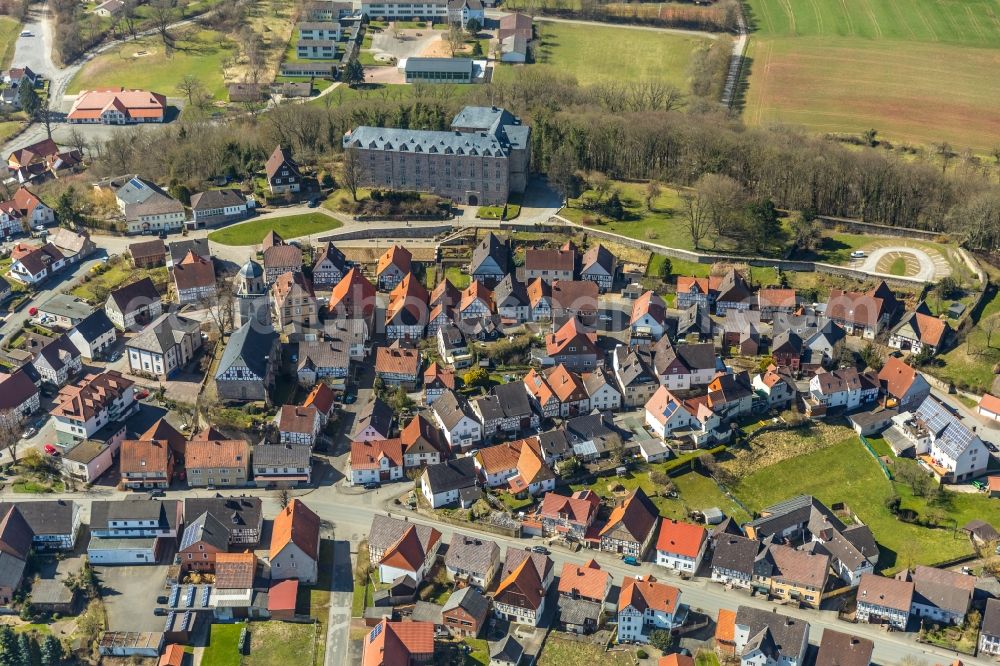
(67, 126, 89, 158)
(278, 488, 290, 508)
(0, 408, 26, 464)
(340, 147, 366, 202)
(681, 188, 711, 250)
(645, 180, 661, 211)
(447, 24, 464, 56)
(202, 277, 237, 335)
(149, 0, 177, 51)
(176, 75, 205, 106)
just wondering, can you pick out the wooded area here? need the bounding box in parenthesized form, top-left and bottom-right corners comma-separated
(78, 67, 1000, 253)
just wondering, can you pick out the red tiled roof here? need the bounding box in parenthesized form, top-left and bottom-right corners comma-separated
(618, 575, 679, 614)
(379, 525, 428, 572)
(351, 438, 404, 470)
(600, 488, 658, 544)
(460, 280, 494, 313)
(377, 245, 412, 276)
(120, 439, 170, 475)
(631, 290, 666, 325)
(304, 383, 336, 415)
(495, 556, 544, 611)
(538, 490, 600, 525)
(185, 439, 249, 471)
(270, 499, 320, 561)
(979, 393, 1000, 416)
(214, 552, 256, 589)
(173, 251, 215, 290)
(68, 87, 166, 121)
(659, 655, 695, 666)
(545, 316, 596, 356)
(363, 620, 434, 666)
(328, 267, 376, 319)
(375, 345, 420, 377)
(423, 361, 455, 390)
(278, 405, 319, 434)
(158, 644, 185, 666)
(267, 578, 298, 612)
(758, 288, 797, 308)
(878, 357, 920, 399)
(544, 364, 587, 403)
(557, 559, 608, 602)
(715, 608, 736, 643)
(655, 519, 707, 559)
(386, 273, 429, 326)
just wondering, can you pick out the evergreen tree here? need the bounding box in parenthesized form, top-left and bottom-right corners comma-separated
(0, 626, 17, 666)
(17, 84, 39, 118)
(344, 58, 365, 87)
(40, 635, 62, 666)
(14, 633, 30, 666)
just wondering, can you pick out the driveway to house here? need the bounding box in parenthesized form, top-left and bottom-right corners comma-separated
(96, 564, 172, 632)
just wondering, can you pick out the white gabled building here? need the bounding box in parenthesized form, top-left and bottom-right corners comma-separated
(655, 519, 707, 574)
(616, 576, 683, 644)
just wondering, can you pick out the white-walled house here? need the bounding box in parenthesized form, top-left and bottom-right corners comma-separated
(655, 520, 707, 574)
(617, 576, 682, 644)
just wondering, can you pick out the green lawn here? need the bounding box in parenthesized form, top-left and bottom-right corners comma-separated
(560, 180, 790, 257)
(0, 16, 19, 70)
(68, 29, 236, 99)
(744, 0, 1000, 150)
(71, 264, 169, 304)
(732, 436, 1000, 572)
(695, 652, 722, 666)
(444, 266, 471, 289)
(352, 543, 371, 617)
(207, 213, 343, 245)
(244, 621, 316, 666)
(497, 492, 534, 512)
(0, 120, 24, 144)
(510, 21, 708, 89)
(202, 623, 243, 666)
(477, 196, 522, 221)
(464, 638, 490, 665)
(932, 286, 1000, 392)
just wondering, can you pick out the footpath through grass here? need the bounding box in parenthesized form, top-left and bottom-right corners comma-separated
(731, 436, 1000, 572)
(208, 213, 343, 245)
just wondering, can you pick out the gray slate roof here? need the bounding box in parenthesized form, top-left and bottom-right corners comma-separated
(252, 443, 311, 467)
(735, 605, 809, 662)
(423, 457, 477, 494)
(215, 321, 278, 381)
(0, 500, 76, 539)
(445, 532, 499, 578)
(90, 499, 179, 531)
(128, 312, 200, 354)
(179, 511, 229, 552)
(442, 586, 489, 621)
(74, 309, 115, 343)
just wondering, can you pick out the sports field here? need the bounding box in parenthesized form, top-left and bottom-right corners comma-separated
(507, 21, 710, 89)
(743, 0, 1000, 150)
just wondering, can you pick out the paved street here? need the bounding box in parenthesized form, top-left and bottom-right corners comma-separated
(1, 480, 990, 666)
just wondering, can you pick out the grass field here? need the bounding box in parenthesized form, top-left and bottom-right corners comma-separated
(0, 16, 20, 71)
(538, 636, 642, 665)
(245, 622, 315, 666)
(68, 29, 236, 99)
(203, 623, 243, 666)
(207, 213, 343, 245)
(743, 0, 1000, 150)
(732, 436, 1000, 571)
(931, 285, 1000, 392)
(516, 21, 709, 89)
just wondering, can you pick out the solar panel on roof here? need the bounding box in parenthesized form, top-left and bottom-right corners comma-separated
(369, 623, 383, 642)
(128, 177, 144, 190)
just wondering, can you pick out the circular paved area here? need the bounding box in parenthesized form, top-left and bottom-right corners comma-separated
(854, 245, 950, 282)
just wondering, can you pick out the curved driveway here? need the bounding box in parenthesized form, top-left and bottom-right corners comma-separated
(856, 246, 938, 282)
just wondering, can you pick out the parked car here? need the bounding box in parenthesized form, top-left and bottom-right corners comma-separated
(135, 388, 150, 399)
(149, 489, 165, 498)
(850, 250, 866, 259)
(623, 556, 639, 565)
(343, 393, 357, 404)
(153, 608, 168, 616)
(157, 596, 169, 604)
(363, 481, 381, 490)
(19, 30, 32, 36)
(972, 480, 987, 491)
(21, 427, 37, 440)
(986, 442, 998, 453)
(530, 546, 549, 555)
(43, 444, 58, 456)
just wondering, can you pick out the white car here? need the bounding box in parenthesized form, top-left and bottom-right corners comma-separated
(850, 250, 866, 259)
(19, 30, 32, 37)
